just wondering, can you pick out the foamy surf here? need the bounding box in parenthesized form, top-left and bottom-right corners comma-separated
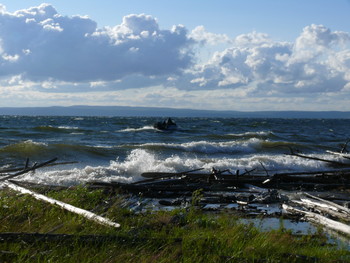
(14, 149, 340, 186)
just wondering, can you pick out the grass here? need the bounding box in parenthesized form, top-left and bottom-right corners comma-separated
(0, 185, 349, 262)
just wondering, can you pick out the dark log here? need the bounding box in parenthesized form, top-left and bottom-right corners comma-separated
(134, 170, 257, 185)
(326, 150, 350, 160)
(288, 152, 350, 167)
(273, 168, 350, 177)
(271, 182, 347, 191)
(140, 168, 204, 178)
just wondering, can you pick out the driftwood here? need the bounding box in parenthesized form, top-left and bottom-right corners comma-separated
(0, 160, 78, 175)
(92, 165, 350, 196)
(283, 192, 350, 236)
(289, 152, 350, 167)
(282, 203, 350, 236)
(3, 181, 120, 228)
(273, 168, 350, 177)
(140, 168, 204, 178)
(303, 193, 350, 215)
(0, 158, 58, 182)
(327, 150, 350, 160)
(295, 198, 350, 222)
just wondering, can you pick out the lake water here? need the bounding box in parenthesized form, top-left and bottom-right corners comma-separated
(0, 115, 349, 185)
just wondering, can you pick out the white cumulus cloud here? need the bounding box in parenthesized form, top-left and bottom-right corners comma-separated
(183, 24, 350, 96)
(0, 4, 195, 83)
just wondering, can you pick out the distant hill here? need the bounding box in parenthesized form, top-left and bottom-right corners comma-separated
(0, 105, 349, 118)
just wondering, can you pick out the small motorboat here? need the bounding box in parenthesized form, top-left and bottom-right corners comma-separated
(153, 118, 177, 130)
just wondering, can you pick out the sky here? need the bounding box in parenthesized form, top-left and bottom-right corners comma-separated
(0, 1, 350, 111)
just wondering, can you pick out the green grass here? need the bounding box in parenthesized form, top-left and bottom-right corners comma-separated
(0, 186, 349, 262)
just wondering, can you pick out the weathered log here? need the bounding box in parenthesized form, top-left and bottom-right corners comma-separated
(304, 193, 350, 215)
(3, 181, 120, 228)
(282, 203, 350, 236)
(299, 198, 350, 221)
(291, 199, 350, 222)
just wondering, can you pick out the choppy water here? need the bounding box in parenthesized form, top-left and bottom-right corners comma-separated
(0, 115, 349, 186)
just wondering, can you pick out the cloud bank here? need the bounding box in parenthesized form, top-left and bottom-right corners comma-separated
(0, 4, 350, 110)
(188, 26, 350, 95)
(0, 4, 194, 82)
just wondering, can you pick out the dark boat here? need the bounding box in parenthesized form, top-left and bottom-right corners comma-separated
(153, 118, 177, 130)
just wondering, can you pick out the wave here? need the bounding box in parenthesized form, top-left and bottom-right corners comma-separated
(200, 131, 274, 140)
(133, 138, 308, 155)
(227, 131, 275, 139)
(0, 140, 48, 155)
(119, 125, 154, 132)
(33, 125, 83, 133)
(136, 139, 260, 154)
(15, 148, 342, 186)
(0, 140, 117, 165)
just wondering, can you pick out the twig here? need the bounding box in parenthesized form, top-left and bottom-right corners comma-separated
(259, 162, 269, 176)
(0, 158, 58, 182)
(0, 160, 78, 175)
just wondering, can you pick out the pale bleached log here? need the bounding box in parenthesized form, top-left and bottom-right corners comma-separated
(282, 204, 350, 236)
(3, 181, 120, 228)
(304, 193, 350, 214)
(297, 198, 350, 222)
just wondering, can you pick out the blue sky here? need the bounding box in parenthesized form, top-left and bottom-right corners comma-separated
(0, 1, 350, 111)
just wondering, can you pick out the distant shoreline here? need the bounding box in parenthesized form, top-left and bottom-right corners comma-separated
(0, 106, 349, 119)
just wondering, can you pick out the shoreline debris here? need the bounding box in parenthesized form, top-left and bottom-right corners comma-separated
(0, 158, 120, 229)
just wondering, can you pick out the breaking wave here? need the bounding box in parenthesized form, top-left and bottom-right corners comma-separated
(15, 148, 343, 186)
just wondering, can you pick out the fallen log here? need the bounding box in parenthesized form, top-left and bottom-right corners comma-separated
(140, 168, 204, 178)
(274, 182, 347, 191)
(3, 181, 120, 228)
(273, 168, 350, 177)
(282, 203, 350, 236)
(304, 193, 350, 215)
(299, 198, 350, 224)
(291, 199, 350, 222)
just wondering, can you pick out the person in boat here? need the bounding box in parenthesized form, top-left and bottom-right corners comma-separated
(153, 118, 177, 130)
